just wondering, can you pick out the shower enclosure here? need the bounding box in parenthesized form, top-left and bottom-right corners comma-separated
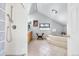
(0, 3, 13, 56)
(0, 3, 27, 56)
(0, 3, 5, 56)
(5, 3, 26, 56)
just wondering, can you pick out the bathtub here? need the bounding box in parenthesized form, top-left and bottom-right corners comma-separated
(46, 35, 67, 49)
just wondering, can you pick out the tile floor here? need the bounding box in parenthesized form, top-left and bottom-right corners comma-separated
(28, 40, 67, 56)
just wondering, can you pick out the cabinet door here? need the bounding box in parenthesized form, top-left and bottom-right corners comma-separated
(28, 32, 32, 43)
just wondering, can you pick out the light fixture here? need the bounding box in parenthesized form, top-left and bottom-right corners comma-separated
(52, 9, 58, 14)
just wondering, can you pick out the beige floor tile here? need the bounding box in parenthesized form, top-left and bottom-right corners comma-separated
(28, 40, 67, 56)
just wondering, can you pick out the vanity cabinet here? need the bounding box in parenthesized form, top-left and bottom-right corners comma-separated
(28, 31, 32, 43)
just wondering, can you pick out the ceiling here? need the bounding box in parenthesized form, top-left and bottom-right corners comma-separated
(37, 3, 67, 26)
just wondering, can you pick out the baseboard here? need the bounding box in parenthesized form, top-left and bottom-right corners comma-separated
(5, 53, 26, 56)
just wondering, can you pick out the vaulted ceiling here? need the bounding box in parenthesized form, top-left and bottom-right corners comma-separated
(24, 3, 67, 26)
(37, 3, 67, 26)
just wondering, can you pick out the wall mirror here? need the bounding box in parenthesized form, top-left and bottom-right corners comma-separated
(39, 23, 50, 30)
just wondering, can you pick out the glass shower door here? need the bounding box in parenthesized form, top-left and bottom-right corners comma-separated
(0, 3, 5, 56)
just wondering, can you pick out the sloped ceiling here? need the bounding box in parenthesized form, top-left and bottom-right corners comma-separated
(37, 3, 67, 26)
(25, 3, 67, 26)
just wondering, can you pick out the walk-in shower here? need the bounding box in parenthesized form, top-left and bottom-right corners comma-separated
(0, 3, 26, 56)
(0, 4, 5, 56)
(0, 3, 14, 55)
(0, 5, 13, 43)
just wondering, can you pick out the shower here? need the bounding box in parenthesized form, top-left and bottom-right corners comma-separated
(0, 3, 27, 56)
(0, 5, 13, 43)
(0, 3, 25, 43)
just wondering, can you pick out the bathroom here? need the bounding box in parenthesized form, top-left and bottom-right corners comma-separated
(0, 3, 79, 56)
(27, 3, 67, 56)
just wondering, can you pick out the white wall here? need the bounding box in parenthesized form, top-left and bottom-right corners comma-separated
(5, 3, 30, 55)
(28, 11, 65, 39)
(67, 3, 79, 56)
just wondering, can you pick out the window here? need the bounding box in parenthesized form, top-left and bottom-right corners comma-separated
(39, 23, 50, 30)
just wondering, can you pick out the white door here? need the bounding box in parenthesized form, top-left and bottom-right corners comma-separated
(67, 3, 79, 56)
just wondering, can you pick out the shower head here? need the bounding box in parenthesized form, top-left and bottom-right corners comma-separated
(7, 14, 13, 23)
